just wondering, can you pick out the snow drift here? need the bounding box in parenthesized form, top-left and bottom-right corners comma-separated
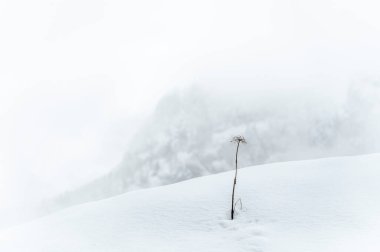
(2, 153, 380, 252)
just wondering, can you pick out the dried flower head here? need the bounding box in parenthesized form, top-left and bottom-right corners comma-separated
(231, 135, 247, 144)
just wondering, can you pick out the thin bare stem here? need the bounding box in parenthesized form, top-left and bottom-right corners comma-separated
(230, 136, 246, 220)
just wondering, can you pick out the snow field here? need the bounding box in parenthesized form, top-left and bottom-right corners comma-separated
(1, 154, 380, 251)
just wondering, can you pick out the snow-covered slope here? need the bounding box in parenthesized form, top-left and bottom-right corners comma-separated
(48, 84, 380, 212)
(2, 154, 380, 252)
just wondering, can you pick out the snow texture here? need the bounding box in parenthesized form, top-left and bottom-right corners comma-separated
(2, 153, 380, 252)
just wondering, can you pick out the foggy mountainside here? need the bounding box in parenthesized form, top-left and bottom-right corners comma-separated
(3, 0, 380, 232)
(45, 83, 380, 212)
(4, 1, 380, 251)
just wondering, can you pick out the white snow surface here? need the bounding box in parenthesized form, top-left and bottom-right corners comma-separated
(1, 154, 380, 252)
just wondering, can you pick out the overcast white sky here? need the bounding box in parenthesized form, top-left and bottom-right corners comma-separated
(1, 0, 380, 207)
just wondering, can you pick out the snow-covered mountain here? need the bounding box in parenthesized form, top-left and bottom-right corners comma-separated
(46, 84, 380, 211)
(2, 153, 380, 252)
(3, 0, 380, 231)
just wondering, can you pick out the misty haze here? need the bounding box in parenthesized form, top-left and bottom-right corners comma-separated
(1, 0, 380, 251)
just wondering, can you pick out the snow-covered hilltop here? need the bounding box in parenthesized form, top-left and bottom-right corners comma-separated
(2, 153, 380, 252)
(47, 84, 380, 211)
